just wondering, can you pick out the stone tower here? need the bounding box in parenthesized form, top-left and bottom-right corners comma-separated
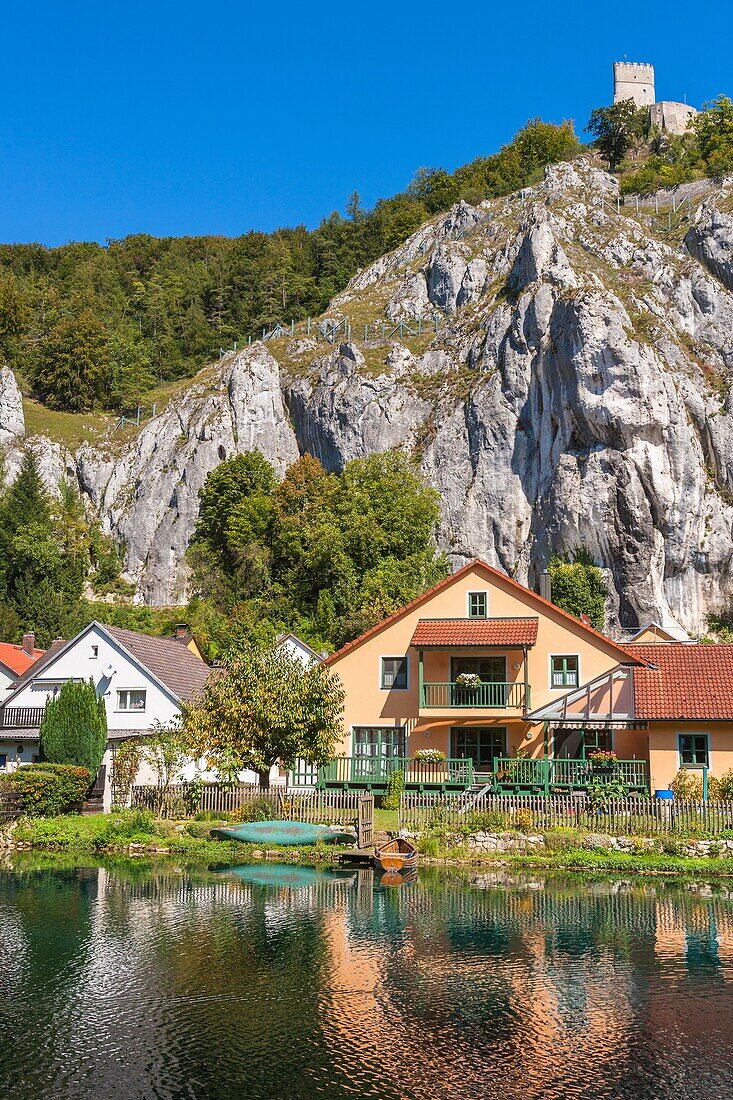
(613, 61, 655, 108)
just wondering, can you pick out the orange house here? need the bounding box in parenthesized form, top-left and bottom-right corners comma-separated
(309, 559, 733, 796)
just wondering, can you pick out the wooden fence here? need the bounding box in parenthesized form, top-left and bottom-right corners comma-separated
(131, 782, 364, 824)
(398, 792, 733, 837)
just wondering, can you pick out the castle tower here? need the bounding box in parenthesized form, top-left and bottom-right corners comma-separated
(613, 61, 655, 108)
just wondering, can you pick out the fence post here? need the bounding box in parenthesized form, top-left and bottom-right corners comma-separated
(136, 406, 141, 426)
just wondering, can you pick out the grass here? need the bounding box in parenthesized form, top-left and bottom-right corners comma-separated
(23, 397, 114, 449)
(374, 808, 399, 833)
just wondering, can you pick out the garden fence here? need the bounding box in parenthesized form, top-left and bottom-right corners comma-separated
(131, 782, 363, 824)
(398, 792, 733, 837)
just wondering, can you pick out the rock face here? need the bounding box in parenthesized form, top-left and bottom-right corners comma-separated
(10, 160, 733, 633)
(0, 367, 24, 445)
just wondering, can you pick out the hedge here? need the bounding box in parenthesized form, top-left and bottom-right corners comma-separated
(6, 763, 91, 816)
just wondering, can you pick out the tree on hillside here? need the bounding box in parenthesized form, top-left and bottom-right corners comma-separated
(184, 645, 345, 788)
(31, 308, 110, 412)
(547, 550, 608, 631)
(586, 100, 649, 172)
(692, 95, 733, 178)
(40, 679, 108, 778)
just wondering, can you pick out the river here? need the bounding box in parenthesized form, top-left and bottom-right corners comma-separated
(1, 857, 732, 1099)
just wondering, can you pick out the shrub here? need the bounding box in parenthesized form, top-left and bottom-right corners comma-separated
(98, 808, 157, 843)
(382, 769, 405, 811)
(9, 763, 90, 816)
(719, 769, 733, 800)
(508, 808, 533, 833)
(111, 738, 142, 806)
(230, 797, 277, 823)
(671, 769, 722, 801)
(40, 679, 107, 777)
(464, 809, 506, 832)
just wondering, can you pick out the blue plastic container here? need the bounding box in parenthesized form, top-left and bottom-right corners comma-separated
(654, 789, 674, 800)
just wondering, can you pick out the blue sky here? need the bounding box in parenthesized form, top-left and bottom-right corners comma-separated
(1, 0, 728, 245)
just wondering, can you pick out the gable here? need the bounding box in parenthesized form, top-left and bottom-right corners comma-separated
(325, 559, 637, 669)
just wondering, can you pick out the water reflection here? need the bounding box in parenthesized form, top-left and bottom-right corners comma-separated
(1, 859, 732, 1099)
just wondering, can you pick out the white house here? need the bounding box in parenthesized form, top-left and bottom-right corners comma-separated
(0, 621, 212, 808)
(275, 632, 324, 667)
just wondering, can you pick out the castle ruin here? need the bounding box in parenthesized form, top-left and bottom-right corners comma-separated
(613, 61, 696, 135)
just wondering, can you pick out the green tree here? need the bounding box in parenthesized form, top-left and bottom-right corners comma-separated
(547, 550, 607, 630)
(32, 308, 109, 411)
(692, 95, 733, 178)
(184, 644, 345, 788)
(586, 100, 649, 172)
(39, 679, 108, 777)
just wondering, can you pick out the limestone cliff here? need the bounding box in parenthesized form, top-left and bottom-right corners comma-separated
(5, 160, 733, 635)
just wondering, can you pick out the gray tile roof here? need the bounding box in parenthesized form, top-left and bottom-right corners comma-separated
(104, 625, 211, 703)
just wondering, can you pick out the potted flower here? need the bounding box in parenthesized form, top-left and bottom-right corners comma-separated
(414, 748, 446, 763)
(455, 673, 481, 688)
(413, 747, 447, 781)
(588, 749, 618, 778)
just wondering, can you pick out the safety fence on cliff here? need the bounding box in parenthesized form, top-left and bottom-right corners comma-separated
(398, 792, 733, 837)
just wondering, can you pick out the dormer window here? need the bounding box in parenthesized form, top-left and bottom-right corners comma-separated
(468, 592, 488, 619)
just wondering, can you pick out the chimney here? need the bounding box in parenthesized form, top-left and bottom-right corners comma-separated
(21, 632, 35, 656)
(174, 623, 189, 640)
(539, 572, 552, 603)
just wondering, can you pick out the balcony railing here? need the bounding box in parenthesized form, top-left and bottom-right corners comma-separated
(493, 757, 648, 792)
(421, 681, 529, 710)
(0, 707, 45, 729)
(317, 756, 474, 789)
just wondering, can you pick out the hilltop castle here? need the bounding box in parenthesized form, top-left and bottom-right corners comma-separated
(613, 61, 696, 135)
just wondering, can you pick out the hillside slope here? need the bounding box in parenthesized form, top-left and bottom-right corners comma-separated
(3, 159, 733, 635)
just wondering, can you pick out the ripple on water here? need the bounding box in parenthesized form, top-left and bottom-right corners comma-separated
(1, 865, 733, 1100)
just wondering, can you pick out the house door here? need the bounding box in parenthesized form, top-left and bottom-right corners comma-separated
(450, 656, 507, 706)
(451, 727, 506, 774)
(352, 726, 406, 783)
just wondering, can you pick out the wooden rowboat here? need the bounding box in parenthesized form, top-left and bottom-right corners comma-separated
(374, 837, 417, 874)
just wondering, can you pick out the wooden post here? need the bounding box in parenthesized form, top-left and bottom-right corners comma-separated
(418, 649, 424, 708)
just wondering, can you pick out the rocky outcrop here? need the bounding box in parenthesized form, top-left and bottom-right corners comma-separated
(0, 367, 24, 445)
(9, 161, 733, 633)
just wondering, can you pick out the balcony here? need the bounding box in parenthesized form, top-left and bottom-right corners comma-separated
(315, 756, 474, 791)
(490, 757, 648, 792)
(0, 707, 45, 729)
(420, 681, 529, 711)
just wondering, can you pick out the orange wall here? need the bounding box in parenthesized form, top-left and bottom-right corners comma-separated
(648, 723, 733, 791)
(328, 563, 632, 757)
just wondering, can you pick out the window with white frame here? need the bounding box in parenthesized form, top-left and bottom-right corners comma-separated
(381, 657, 408, 690)
(551, 655, 579, 688)
(116, 689, 147, 712)
(468, 591, 488, 619)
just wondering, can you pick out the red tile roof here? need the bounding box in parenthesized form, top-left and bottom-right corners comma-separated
(0, 641, 45, 677)
(410, 617, 539, 647)
(629, 643, 733, 720)
(324, 558, 640, 666)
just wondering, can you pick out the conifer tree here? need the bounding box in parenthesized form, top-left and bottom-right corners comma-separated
(39, 678, 108, 778)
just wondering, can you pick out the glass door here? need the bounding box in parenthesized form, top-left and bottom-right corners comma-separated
(352, 726, 406, 782)
(450, 656, 507, 706)
(451, 726, 506, 773)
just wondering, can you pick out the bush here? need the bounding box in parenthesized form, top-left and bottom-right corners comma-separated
(719, 770, 733, 800)
(40, 679, 107, 777)
(508, 808, 533, 833)
(230, 797, 277, 823)
(670, 769, 722, 801)
(382, 769, 405, 811)
(9, 763, 91, 816)
(97, 808, 157, 843)
(464, 809, 506, 832)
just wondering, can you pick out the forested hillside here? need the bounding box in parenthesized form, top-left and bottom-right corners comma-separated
(0, 120, 579, 412)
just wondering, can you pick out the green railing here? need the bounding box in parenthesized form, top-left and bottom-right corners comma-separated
(421, 681, 529, 709)
(317, 756, 474, 789)
(494, 757, 648, 791)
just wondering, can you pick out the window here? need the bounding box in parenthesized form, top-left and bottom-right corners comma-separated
(468, 591, 488, 619)
(31, 754, 40, 764)
(679, 734, 709, 767)
(116, 689, 147, 712)
(551, 655, 579, 688)
(0, 754, 6, 769)
(90, 645, 99, 659)
(381, 657, 408, 690)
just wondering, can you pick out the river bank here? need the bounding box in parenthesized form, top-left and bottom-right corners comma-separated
(6, 810, 733, 877)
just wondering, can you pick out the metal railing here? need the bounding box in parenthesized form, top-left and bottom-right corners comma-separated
(317, 756, 474, 789)
(421, 681, 528, 710)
